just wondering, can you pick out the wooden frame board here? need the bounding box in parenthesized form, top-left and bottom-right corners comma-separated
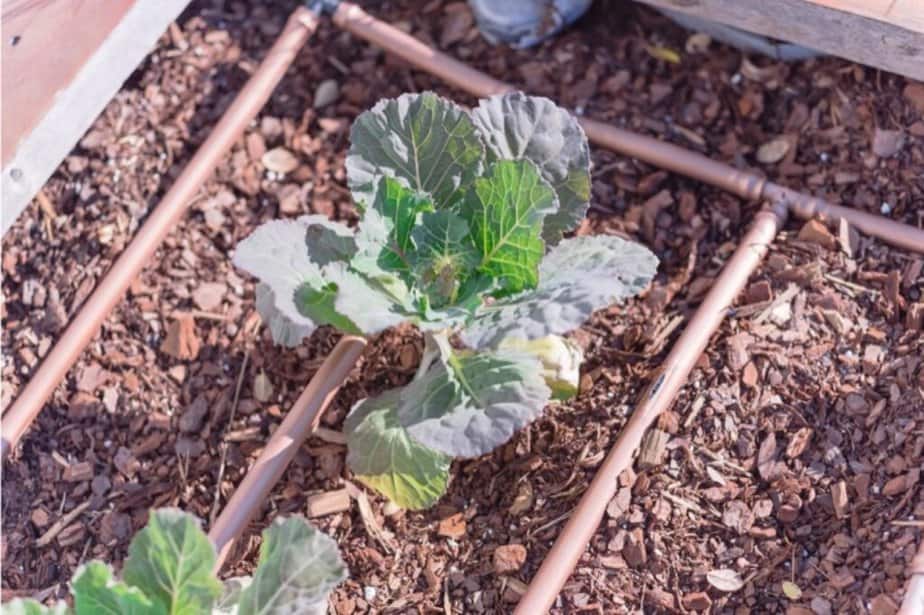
(637, 0, 924, 80)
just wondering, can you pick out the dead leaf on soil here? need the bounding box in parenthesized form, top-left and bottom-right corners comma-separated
(756, 136, 790, 164)
(706, 568, 744, 592)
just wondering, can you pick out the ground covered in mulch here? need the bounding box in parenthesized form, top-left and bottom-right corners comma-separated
(2, 0, 923, 613)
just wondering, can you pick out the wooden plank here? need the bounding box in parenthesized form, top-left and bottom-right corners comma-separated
(637, 0, 924, 81)
(1, 0, 190, 235)
(805, 0, 924, 33)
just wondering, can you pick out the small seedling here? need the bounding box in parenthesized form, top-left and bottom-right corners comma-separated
(234, 91, 658, 509)
(1, 509, 346, 615)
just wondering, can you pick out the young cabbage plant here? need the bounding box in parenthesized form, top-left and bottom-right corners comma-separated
(233, 91, 659, 510)
(1, 509, 346, 615)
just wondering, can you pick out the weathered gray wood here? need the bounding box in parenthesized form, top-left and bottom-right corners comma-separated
(637, 0, 924, 80)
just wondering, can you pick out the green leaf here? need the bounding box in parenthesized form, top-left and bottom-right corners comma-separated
(236, 518, 347, 615)
(396, 345, 551, 458)
(367, 176, 434, 273)
(461, 160, 557, 295)
(121, 509, 222, 615)
(461, 235, 658, 349)
(345, 389, 452, 510)
(410, 211, 480, 307)
(294, 283, 361, 335)
(472, 92, 591, 245)
(347, 92, 485, 209)
(234, 217, 357, 346)
(73, 562, 156, 615)
(0, 599, 69, 615)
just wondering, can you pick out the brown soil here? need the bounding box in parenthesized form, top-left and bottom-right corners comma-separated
(2, 1, 922, 613)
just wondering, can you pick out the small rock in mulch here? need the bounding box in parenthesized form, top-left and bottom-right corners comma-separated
(192, 282, 226, 311)
(99, 511, 133, 545)
(493, 544, 527, 575)
(871, 128, 905, 158)
(313, 79, 340, 109)
(179, 395, 209, 433)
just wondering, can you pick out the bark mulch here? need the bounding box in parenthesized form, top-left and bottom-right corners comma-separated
(2, 1, 922, 613)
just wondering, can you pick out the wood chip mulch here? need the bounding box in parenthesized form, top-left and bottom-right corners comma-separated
(2, 1, 922, 613)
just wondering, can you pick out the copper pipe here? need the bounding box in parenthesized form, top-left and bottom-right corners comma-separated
(333, 2, 924, 255)
(332, 2, 511, 99)
(899, 541, 924, 615)
(513, 204, 786, 613)
(762, 182, 924, 253)
(0, 7, 320, 457)
(208, 336, 366, 570)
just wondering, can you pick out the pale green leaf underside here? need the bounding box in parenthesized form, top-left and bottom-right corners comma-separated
(396, 347, 551, 458)
(236, 518, 346, 615)
(461, 235, 659, 349)
(472, 92, 591, 245)
(121, 509, 222, 615)
(462, 159, 557, 294)
(344, 389, 452, 510)
(235, 216, 357, 345)
(347, 92, 485, 208)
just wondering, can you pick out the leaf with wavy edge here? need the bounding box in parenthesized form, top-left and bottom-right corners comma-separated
(460, 235, 658, 349)
(396, 346, 551, 458)
(236, 518, 346, 615)
(73, 562, 155, 615)
(345, 389, 452, 510)
(121, 509, 222, 615)
(461, 160, 557, 295)
(472, 92, 591, 245)
(347, 92, 485, 208)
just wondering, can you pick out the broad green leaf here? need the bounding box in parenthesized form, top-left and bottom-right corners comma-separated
(294, 283, 361, 335)
(324, 263, 409, 335)
(461, 235, 658, 349)
(73, 562, 156, 615)
(411, 211, 480, 307)
(461, 160, 557, 295)
(497, 335, 583, 401)
(236, 518, 347, 615)
(0, 599, 69, 615)
(234, 217, 357, 346)
(345, 389, 452, 510)
(347, 92, 485, 208)
(122, 509, 222, 615)
(368, 176, 434, 273)
(396, 347, 551, 458)
(472, 92, 591, 244)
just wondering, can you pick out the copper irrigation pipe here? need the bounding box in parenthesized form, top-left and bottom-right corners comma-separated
(328, 4, 924, 610)
(515, 204, 785, 612)
(208, 336, 366, 571)
(0, 6, 320, 458)
(332, 1, 924, 254)
(899, 541, 924, 615)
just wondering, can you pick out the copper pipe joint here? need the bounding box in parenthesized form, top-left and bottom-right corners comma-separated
(513, 204, 786, 614)
(208, 336, 365, 571)
(1, 6, 320, 457)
